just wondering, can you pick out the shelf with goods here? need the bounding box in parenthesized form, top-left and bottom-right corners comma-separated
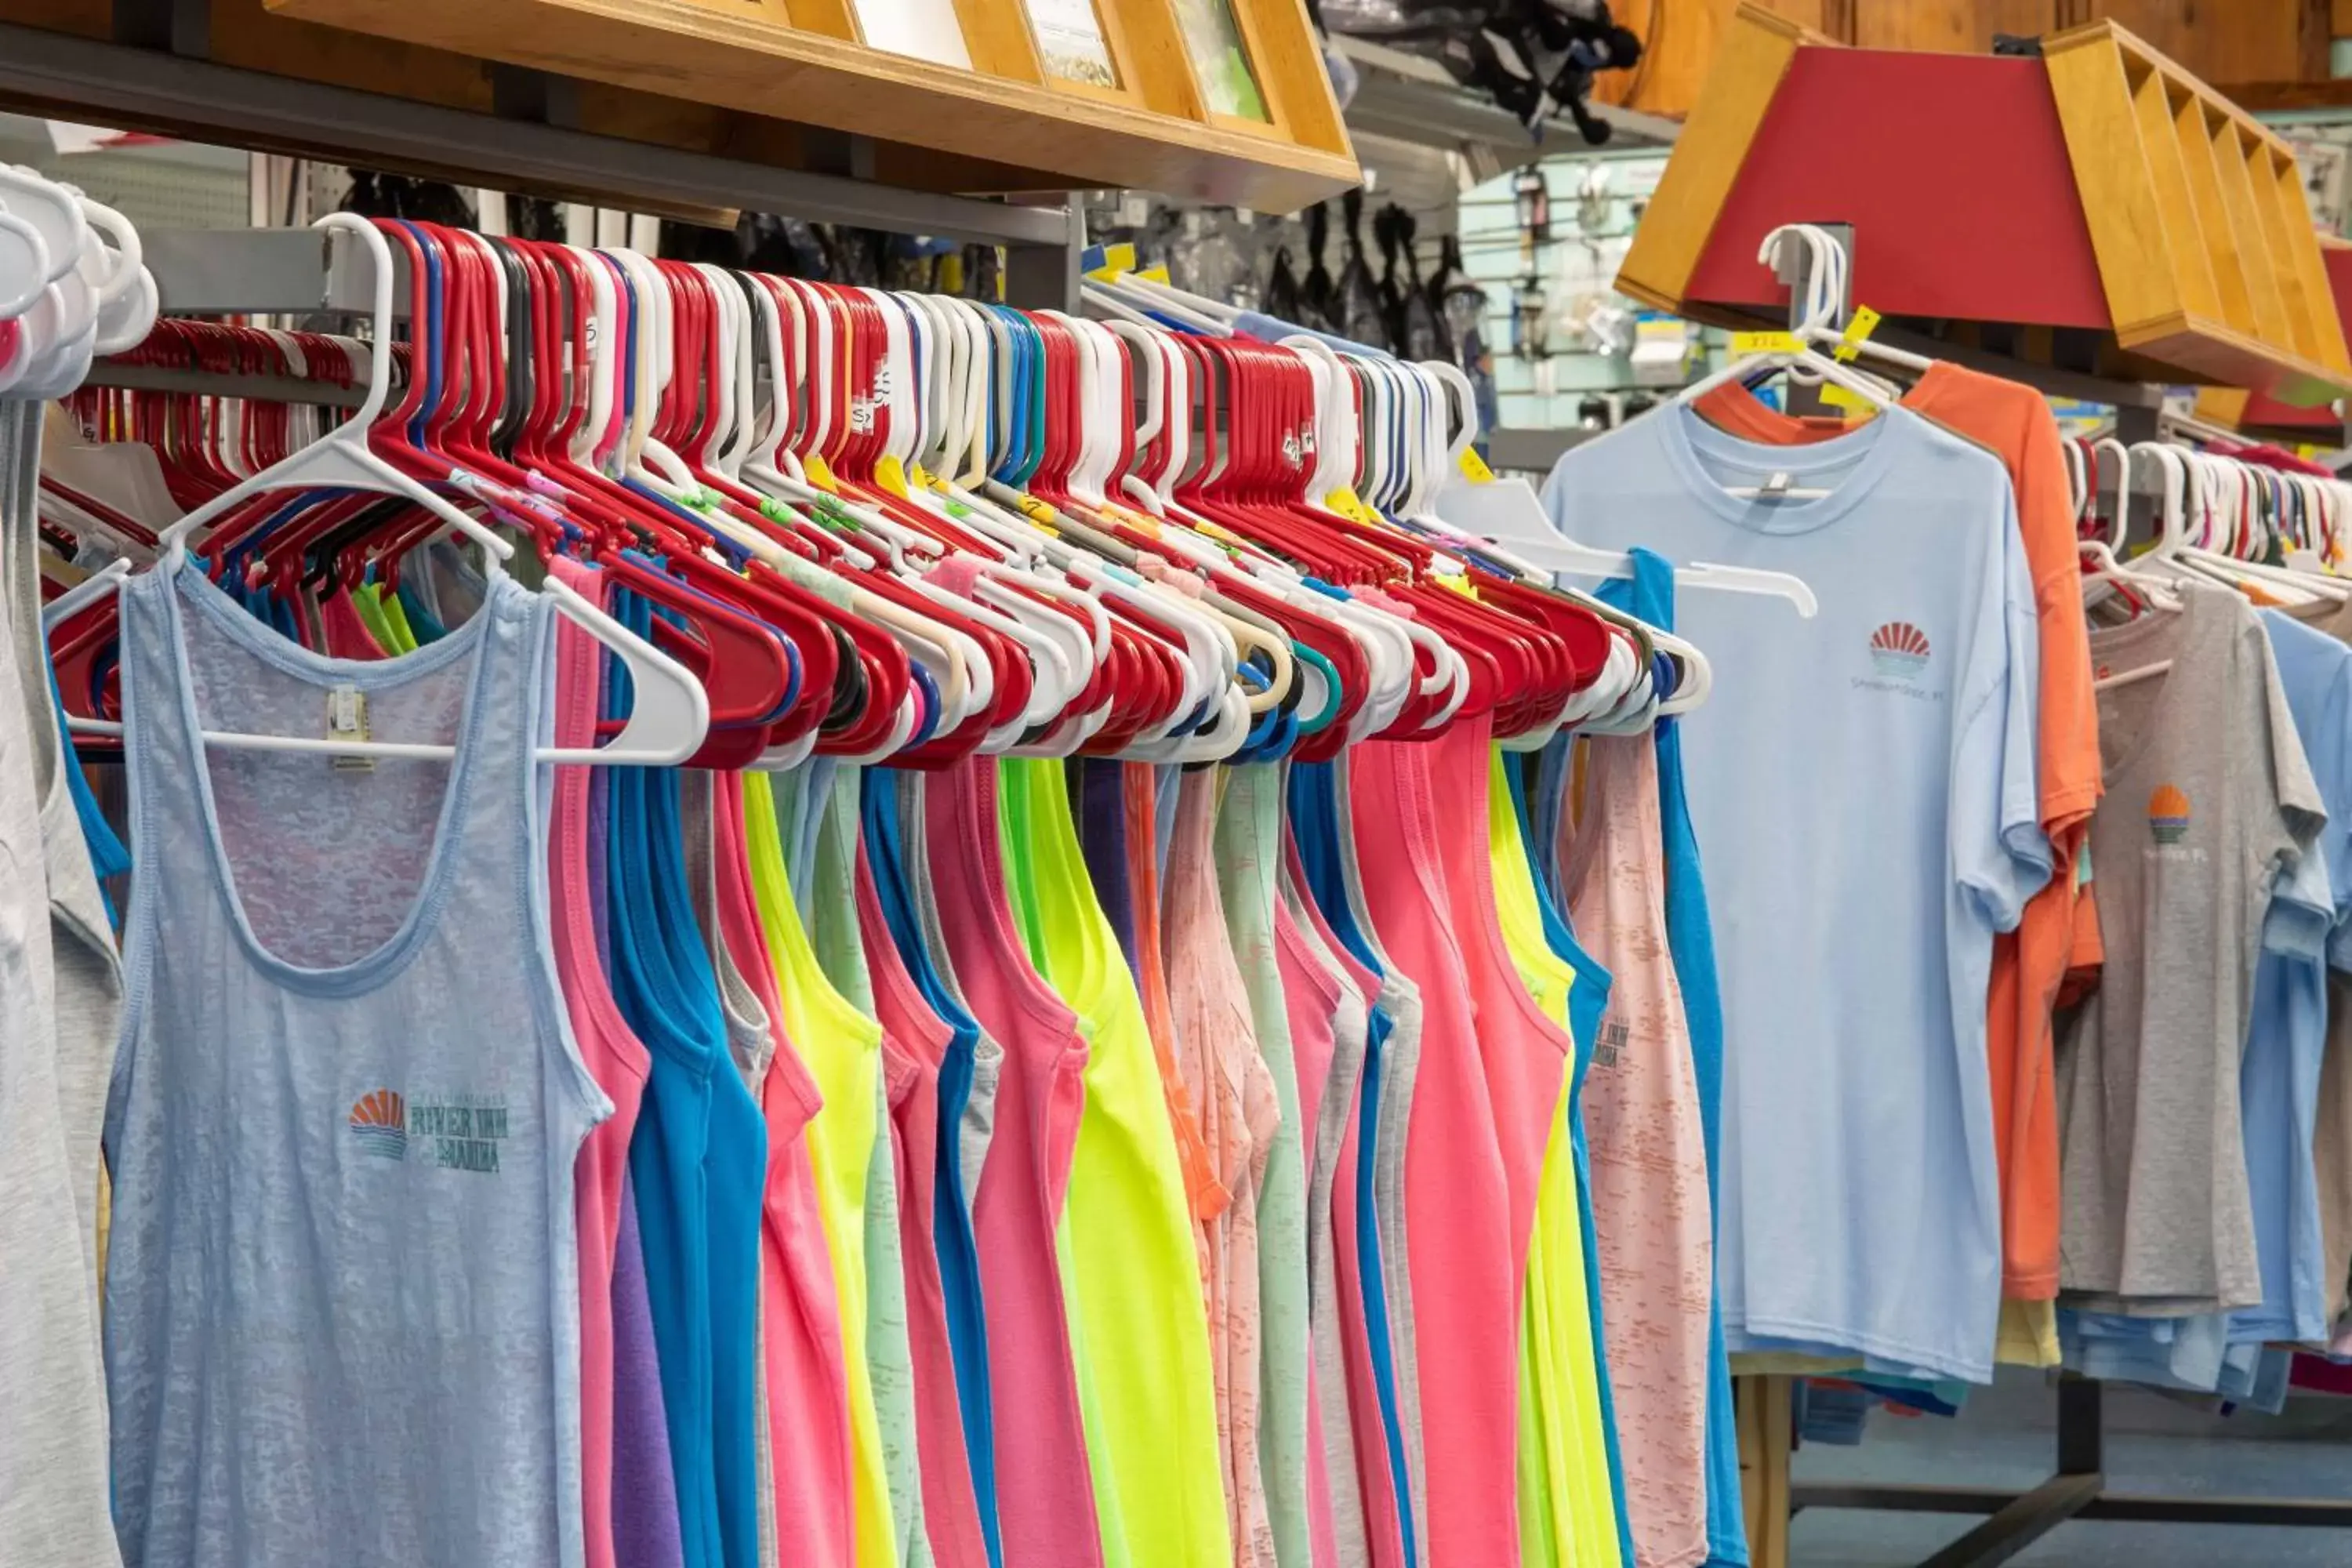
(0, 0, 1356, 273)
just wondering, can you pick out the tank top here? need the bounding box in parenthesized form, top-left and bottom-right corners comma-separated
(857, 823, 993, 1568)
(543, 560, 656, 1568)
(1561, 728, 1715, 1568)
(1213, 764, 1316, 1568)
(1595, 559, 1747, 1568)
(1273, 881, 1359, 1568)
(1163, 768, 1282, 1568)
(1411, 724, 1581, 1568)
(1347, 736, 1520, 1567)
(922, 758, 1104, 1568)
(0, 398, 117, 1568)
(702, 768, 848, 1568)
(740, 768, 900, 1568)
(996, 756, 1232, 1568)
(107, 555, 606, 1567)
(1488, 753, 1622, 1568)
(605, 589, 742, 1568)
(863, 769, 1001, 1566)
(1508, 750, 1636, 1568)
(797, 765, 934, 1568)
(1289, 760, 1416, 1568)
(677, 773, 783, 1568)
(586, 772, 687, 1568)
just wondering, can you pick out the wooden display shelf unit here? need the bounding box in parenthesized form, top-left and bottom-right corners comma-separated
(1616, 4, 2352, 408)
(256, 0, 1359, 211)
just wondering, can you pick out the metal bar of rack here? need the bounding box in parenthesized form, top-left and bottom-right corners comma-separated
(1766, 223, 2352, 1568)
(0, 14, 1084, 308)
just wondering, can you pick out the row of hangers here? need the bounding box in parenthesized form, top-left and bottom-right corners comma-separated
(43, 212, 1737, 774)
(0, 162, 154, 398)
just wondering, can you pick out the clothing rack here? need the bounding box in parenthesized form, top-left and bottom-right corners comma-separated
(1759, 222, 2352, 1568)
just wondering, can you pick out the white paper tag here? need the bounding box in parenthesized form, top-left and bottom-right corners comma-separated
(328, 684, 372, 771)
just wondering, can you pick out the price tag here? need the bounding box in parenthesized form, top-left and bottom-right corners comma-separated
(1819, 382, 1876, 414)
(1730, 330, 1804, 357)
(1457, 447, 1496, 485)
(1834, 305, 1883, 362)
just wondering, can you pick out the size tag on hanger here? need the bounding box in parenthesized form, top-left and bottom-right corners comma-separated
(874, 454, 912, 499)
(1730, 331, 1804, 356)
(1819, 383, 1875, 414)
(1325, 486, 1376, 523)
(1457, 448, 1496, 485)
(1832, 306, 1882, 362)
(803, 454, 840, 493)
(327, 684, 372, 772)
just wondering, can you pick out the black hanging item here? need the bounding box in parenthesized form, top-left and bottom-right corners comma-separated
(1334, 189, 1387, 347)
(1264, 245, 1305, 327)
(1390, 206, 1449, 362)
(1372, 205, 1410, 354)
(1301, 203, 1341, 336)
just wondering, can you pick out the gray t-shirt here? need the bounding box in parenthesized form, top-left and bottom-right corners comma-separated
(2059, 584, 2328, 1312)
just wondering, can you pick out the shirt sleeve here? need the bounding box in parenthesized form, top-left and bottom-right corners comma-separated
(2253, 619, 2334, 962)
(1954, 478, 2053, 935)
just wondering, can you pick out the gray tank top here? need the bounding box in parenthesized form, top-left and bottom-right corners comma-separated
(105, 557, 608, 1568)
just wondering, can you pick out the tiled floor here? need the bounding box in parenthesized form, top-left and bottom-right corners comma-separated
(1787, 1369, 2352, 1566)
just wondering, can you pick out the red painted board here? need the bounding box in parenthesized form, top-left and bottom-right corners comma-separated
(2234, 246, 2352, 428)
(1683, 48, 2112, 331)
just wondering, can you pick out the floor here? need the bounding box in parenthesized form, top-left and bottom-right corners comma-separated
(1788, 1369, 2352, 1566)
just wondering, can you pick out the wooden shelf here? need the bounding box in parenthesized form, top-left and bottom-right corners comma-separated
(1617, 4, 2352, 407)
(260, 0, 1358, 209)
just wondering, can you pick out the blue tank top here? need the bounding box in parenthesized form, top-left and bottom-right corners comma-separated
(107, 556, 607, 1568)
(605, 587, 764, 1568)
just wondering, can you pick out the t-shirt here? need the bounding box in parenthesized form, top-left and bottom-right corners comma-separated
(2057, 586, 2329, 1315)
(2236, 611, 2352, 1345)
(1542, 404, 2047, 1382)
(1696, 366, 2102, 1304)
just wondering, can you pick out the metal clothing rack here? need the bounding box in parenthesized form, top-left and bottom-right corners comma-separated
(1755, 224, 2352, 1568)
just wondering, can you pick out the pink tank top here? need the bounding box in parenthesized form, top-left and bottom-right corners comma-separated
(710, 773, 855, 1568)
(1282, 841, 1407, 1568)
(544, 558, 652, 1568)
(1428, 717, 1572, 1319)
(924, 760, 1105, 1568)
(1561, 731, 1715, 1568)
(1348, 737, 1521, 1567)
(855, 840, 992, 1568)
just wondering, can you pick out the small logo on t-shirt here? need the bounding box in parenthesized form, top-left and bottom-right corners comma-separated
(347, 1090, 408, 1161)
(1868, 621, 1931, 677)
(346, 1088, 510, 1173)
(2148, 784, 2191, 845)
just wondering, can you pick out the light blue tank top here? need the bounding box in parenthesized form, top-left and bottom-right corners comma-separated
(105, 555, 608, 1568)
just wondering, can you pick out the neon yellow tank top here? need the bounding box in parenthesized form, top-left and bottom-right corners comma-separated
(740, 769, 898, 1566)
(996, 757, 1232, 1568)
(1489, 754, 1624, 1568)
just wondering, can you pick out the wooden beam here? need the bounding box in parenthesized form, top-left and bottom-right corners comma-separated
(2215, 78, 2352, 111)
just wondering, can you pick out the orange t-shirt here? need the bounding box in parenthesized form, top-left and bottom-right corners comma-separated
(1695, 364, 2100, 1300)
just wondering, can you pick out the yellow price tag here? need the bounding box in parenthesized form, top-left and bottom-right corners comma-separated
(1324, 487, 1375, 523)
(873, 454, 911, 500)
(802, 453, 839, 494)
(1730, 330, 1804, 357)
(1457, 447, 1495, 485)
(1833, 305, 1882, 363)
(1818, 382, 1876, 414)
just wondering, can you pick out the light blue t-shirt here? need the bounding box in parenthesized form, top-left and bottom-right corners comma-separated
(2236, 611, 2352, 1345)
(1541, 405, 2049, 1383)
